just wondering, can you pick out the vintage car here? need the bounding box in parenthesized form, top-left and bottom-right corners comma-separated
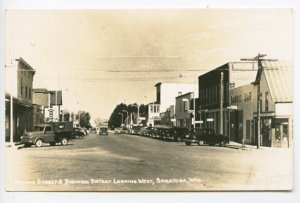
(184, 128, 229, 146)
(114, 128, 122, 134)
(166, 127, 189, 142)
(21, 122, 73, 147)
(73, 127, 86, 139)
(99, 126, 108, 135)
(149, 126, 172, 140)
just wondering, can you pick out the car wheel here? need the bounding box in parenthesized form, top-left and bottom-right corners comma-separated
(35, 139, 43, 147)
(185, 142, 191, 146)
(198, 141, 204, 146)
(61, 138, 68, 146)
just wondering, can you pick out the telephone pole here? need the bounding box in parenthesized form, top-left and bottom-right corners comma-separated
(241, 53, 277, 149)
(220, 72, 224, 134)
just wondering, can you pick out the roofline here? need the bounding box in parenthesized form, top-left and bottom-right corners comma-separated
(176, 92, 194, 99)
(32, 88, 49, 93)
(154, 82, 161, 87)
(198, 63, 229, 78)
(154, 82, 194, 87)
(148, 102, 159, 105)
(198, 61, 258, 79)
(16, 57, 36, 73)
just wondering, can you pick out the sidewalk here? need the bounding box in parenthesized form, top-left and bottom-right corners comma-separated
(5, 142, 24, 150)
(226, 141, 269, 151)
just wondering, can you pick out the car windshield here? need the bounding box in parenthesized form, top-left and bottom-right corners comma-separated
(34, 126, 45, 131)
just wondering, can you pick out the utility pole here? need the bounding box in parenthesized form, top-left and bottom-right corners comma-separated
(241, 53, 277, 149)
(220, 72, 224, 134)
(193, 92, 196, 129)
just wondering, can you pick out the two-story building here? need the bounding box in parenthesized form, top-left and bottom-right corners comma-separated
(227, 61, 292, 147)
(5, 57, 35, 142)
(146, 103, 161, 127)
(150, 82, 197, 127)
(198, 61, 258, 137)
(155, 82, 196, 113)
(254, 61, 293, 147)
(175, 92, 196, 130)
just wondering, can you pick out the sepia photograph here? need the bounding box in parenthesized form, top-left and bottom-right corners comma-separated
(3, 8, 294, 193)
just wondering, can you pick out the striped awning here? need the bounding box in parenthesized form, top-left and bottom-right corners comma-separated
(261, 61, 293, 103)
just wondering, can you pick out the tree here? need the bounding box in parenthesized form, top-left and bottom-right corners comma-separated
(108, 103, 148, 129)
(108, 103, 128, 129)
(76, 111, 91, 129)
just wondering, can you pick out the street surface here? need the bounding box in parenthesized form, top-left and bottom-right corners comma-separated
(6, 132, 293, 191)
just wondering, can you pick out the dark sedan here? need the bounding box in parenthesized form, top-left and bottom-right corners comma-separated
(184, 128, 229, 147)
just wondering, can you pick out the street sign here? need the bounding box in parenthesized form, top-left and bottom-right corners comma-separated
(207, 118, 214, 122)
(48, 108, 53, 121)
(195, 120, 203, 124)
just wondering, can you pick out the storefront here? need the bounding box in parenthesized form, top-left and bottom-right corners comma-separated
(256, 105, 292, 148)
(5, 95, 34, 142)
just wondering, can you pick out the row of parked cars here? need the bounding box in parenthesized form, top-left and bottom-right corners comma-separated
(116, 126, 230, 147)
(73, 126, 89, 139)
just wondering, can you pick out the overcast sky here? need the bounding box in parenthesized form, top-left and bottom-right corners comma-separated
(5, 9, 293, 120)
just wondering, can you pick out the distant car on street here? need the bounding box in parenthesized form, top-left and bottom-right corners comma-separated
(114, 128, 122, 134)
(99, 126, 108, 135)
(184, 128, 229, 147)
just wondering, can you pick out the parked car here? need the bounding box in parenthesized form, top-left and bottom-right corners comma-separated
(139, 127, 151, 137)
(73, 127, 85, 139)
(21, 122, 73, 147)
(167, 127, 189, 142)
(184, 128, 229, 146)
(114, 128, 122, 134)
(82, 127, 89, 135)
(99, 126, 108, 135)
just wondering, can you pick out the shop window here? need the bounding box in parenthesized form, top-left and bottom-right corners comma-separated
(25, 86, 28, 98)
(184, 101, 189, 111)
(29, 88, 32, 99)
(282, 124, 288, 142)
(21, 77, 23, 96)
(259, 92, 262, 112)
(265, 92, 269, 112)
(246, 120, 251, 139)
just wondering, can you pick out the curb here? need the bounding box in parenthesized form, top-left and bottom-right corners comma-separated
(5, 143, 24, 150)
(226, 145, 254, 151)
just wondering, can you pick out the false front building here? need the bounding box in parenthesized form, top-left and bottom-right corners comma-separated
(230, 61, 293, 147)
(5, 57, 36, 142)
(147, 82, 196, 127)
(197, 61, 258, 138)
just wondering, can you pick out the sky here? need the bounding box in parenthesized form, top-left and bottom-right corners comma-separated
(5, 9, 293, 121)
